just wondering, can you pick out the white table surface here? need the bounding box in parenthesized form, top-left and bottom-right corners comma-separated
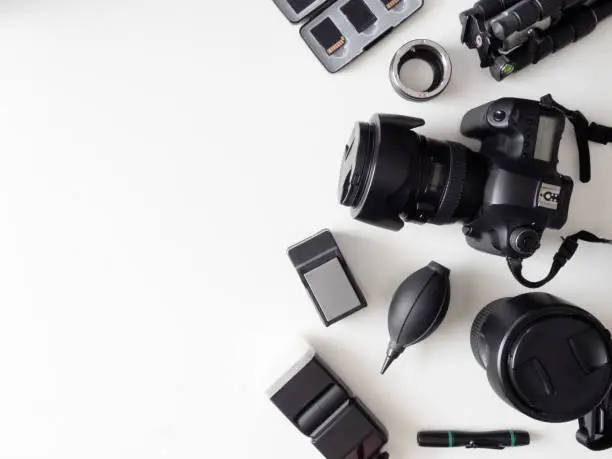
(1, 1, 612, 458)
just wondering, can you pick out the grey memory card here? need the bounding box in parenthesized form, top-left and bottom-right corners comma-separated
(288, 230, 366, 326)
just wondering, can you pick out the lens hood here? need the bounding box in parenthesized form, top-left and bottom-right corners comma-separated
(338, 114, 426, 231)
(472, 293, 612, 424)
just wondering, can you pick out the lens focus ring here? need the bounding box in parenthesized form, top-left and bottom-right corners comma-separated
(431, 143, 467, 224)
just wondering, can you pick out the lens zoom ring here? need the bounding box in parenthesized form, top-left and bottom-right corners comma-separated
(431, 143, 467, 224)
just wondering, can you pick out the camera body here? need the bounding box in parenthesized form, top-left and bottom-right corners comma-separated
(460, 98, 573, 258)
(338, 97, 574, 262)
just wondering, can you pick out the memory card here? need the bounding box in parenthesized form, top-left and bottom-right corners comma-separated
(381, 0, 402, 10)
(298, 0, 423, 72)
(311, 18, 346, 55)
(341, 0, 377, 33)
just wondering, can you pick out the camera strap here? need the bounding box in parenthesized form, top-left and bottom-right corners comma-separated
(541, 95, 612, 183)
(507, 231, 612, 289)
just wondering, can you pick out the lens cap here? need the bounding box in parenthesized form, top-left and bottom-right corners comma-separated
(337, 114, 426, 231)
(506, 309, 612, 422)
(339, 122, 372, 209)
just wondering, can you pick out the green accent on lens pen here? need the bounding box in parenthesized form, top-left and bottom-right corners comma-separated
(509, 430, 516, 447)
(448, 431, 454, 447)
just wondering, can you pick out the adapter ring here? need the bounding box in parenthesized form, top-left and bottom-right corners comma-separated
(389, 39, 452, 102)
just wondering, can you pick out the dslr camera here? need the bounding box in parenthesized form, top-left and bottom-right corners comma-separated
(339, 97, 577, 286)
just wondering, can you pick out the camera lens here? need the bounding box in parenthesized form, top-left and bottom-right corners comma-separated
(471, 293, 612, 423)
(338, 114, 487, 231)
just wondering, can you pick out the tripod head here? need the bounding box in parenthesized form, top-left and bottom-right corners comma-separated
(460, 0, 612, 80)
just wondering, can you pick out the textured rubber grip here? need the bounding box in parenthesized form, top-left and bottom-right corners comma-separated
(514, 1, 541, 28)
(478, 0, 523, 18)
(431, 143, 467, 224)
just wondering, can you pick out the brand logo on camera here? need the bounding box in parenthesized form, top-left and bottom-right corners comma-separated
(538, 183, 561, 210)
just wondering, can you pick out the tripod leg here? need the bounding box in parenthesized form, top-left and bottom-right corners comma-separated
(490, 0, 612, 80)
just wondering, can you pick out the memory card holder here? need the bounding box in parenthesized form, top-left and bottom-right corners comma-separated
(273, 0, 424, 73)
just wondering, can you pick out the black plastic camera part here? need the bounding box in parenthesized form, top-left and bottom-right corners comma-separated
(381, 262, 451, 374)
(288, 230, 366, 326)
(471, 293, 612, 450)
(268, 349, 389, 459)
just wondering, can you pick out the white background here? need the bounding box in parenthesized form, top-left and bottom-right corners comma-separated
(0, 1, 611, 458)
